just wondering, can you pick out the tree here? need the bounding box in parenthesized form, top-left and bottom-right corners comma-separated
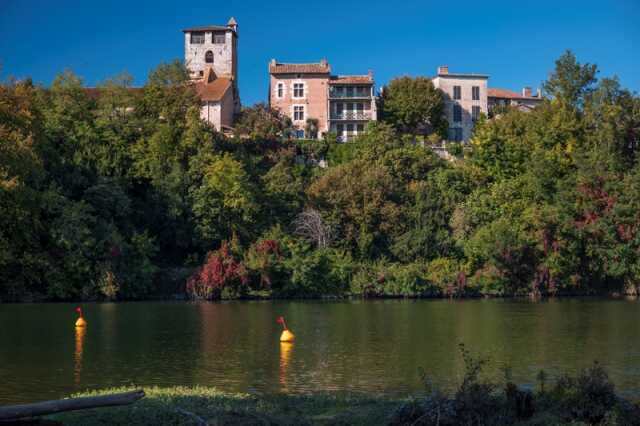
(543, 50, 598, 109)
(234, 103, 292, 140)
(305, 118, 319, 139)
(293, 209, 332, 248)
(381, 76, 447, 138)
(189, 152, 258, 245)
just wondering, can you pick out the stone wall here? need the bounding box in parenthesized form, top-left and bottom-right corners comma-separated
(184, 31, 236, 80)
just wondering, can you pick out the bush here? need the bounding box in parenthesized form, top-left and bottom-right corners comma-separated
(186, 241, 248, 300)
(550, 362, 618, 424)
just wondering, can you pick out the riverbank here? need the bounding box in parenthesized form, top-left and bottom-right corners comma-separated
(43, 372, 640, 425)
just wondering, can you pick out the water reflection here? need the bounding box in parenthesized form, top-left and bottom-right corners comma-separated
(279, 342, 293, 391)
(74, 326, 86, 385)
(0, 299, 639, 405)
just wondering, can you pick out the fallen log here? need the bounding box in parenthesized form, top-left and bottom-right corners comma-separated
(0, 389, 145, 421)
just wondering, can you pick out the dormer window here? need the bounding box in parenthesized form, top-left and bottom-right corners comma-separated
(190, 32, 205, 44)
(205, 51, 214, 63)
(213, 32, 226, 44)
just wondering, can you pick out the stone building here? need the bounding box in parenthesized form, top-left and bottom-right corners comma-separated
(268, 59, 377, 140)
(488, 87, 543, 112)
(431, 65, 488, 143)
(183, 17, 240, 131)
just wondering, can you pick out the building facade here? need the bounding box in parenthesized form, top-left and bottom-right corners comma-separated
(268, 59, 377, 140)
(183, 17, 240, 131)
(431, 66, 488, 143)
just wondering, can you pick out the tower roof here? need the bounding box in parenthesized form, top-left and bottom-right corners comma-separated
(182, 25, 232, 32)
(227, 17, 237, 26)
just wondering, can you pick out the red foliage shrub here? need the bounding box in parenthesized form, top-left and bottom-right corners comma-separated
(186, 241, 248, 300)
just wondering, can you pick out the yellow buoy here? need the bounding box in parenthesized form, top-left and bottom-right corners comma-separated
(280, 329, 295, 342)
(277, 316, 295, 342)
(75, 307, 87, 327)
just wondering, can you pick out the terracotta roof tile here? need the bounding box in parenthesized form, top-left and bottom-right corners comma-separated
(329, 75, 373, 84)
(488, 88, 541, 100)
(269, 62, 330, 74)
(194, 77, 232, 102)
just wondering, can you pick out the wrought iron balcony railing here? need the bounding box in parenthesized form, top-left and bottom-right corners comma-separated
(330, 111, 372, 120)
(328, 90, 372, 99)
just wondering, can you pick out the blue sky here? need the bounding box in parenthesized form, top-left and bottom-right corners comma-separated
(1, 0, 638, 105)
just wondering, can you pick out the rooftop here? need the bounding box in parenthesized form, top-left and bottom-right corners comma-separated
(82, 87, 143, 100)
(194, 77, 232, 102)
(269, 60, 331, 75)
(436, 73, 489, 79)
(329, 75, 373, 85)
(488, 88, 542, 100)
(182, 17, 238, 33)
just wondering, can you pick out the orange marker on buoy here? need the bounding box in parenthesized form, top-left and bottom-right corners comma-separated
(277, 316, 294, 342)
(75, 307, 87, 328)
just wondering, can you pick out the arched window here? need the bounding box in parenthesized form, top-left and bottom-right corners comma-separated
(205, 51, 214, 63)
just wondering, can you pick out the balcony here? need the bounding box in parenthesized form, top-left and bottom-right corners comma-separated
(330, 111, 372, 121)
(328, 89, 372, 99)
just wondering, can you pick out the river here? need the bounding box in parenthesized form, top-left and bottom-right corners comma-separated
(1, 298, 638, 404)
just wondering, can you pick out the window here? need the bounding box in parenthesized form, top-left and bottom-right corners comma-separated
(356, 124, 364, 133)
(472, 106, 481, 122)
(453, 85, 461, 100)
(190, 32, 205, 44)
(199, 70, 204, 77)
(293, 105, 304, 121)
(453, 104, 462, 122)
(295, 129, 305, 139)
(337, 124, 344, 137)
(293, 83, 304, 98)
(213, 32, 226, 44)
(346, 86, 354, 97)
(205, 51, 214, 63)
(472, 86, 480, 101)
(276, 82, 284, 98)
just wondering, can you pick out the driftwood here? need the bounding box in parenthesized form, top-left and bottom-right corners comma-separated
(0, 389, 145, 421)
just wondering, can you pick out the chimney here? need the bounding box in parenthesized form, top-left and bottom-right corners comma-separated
(368, 69, 373, 78)
(320, 58, 328, 67)
(536, 88, 542, 98)
(438, 65, 449, 75)
(522, 87, 532, 97)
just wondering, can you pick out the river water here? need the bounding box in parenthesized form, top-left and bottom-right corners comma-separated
(1, 298, 639, 404)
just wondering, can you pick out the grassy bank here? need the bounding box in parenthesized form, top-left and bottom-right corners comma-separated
(47, 387, 397, 425)
(44, 361, 640, 425)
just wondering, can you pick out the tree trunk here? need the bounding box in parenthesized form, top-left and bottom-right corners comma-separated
(0, 390, 145, 421)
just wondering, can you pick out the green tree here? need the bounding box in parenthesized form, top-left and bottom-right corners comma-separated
(381, 76, 447, 138)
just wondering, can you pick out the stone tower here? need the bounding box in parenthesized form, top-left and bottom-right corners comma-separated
(182, 17, 238, 85)
(182, 17, 240, 114)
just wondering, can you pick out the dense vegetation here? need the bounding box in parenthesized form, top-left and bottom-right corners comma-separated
(1, 51, 638, 302)
(49, 351, 640, 425)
